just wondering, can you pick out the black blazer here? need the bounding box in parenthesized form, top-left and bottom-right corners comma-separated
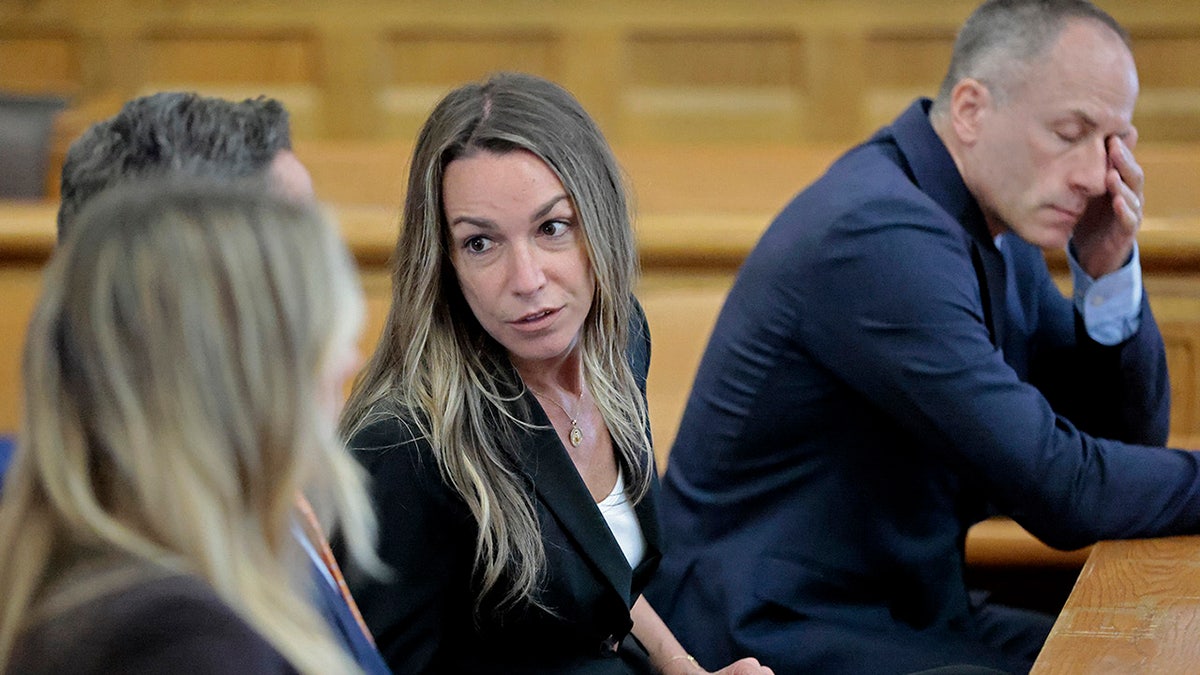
(9, 571, 296, 674)
(345, 307, 660, 674)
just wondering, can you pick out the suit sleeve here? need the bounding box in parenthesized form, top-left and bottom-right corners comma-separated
(343, 416, 476, 672)
(794, 200, 1200, 549)
(1021, 242, 1171, 445)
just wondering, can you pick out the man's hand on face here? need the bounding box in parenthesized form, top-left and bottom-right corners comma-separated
(1072, 129, 1144, 279)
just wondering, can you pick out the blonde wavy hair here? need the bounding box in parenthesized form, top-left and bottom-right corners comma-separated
(0, 181, 378, 674)
(340, 72, 652, 611)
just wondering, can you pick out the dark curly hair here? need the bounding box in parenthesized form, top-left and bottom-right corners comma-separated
(57, 92, 292, 239)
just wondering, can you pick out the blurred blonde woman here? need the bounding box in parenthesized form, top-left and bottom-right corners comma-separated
(0, 181, 378, 674)
(340, 72, 770, 675)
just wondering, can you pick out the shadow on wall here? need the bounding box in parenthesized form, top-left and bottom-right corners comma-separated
(0, 92, 67, 199)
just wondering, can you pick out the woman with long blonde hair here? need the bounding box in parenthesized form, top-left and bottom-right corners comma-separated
(340, 72, 770, 674)
(0, 181, 378, 674)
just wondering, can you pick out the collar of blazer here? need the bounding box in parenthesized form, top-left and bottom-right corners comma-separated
(515, 387, 657, 605)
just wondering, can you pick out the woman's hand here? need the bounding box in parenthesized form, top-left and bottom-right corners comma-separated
(632, 595, 774, 675)
(710, 657, 773, 675)
(660, 654, 773, 675)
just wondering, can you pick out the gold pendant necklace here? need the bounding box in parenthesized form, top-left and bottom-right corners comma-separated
(531, 387, 585, 448)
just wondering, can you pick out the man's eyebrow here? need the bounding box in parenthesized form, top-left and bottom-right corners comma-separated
(1065, 109, 1136, 139)
(1066, 109, 1099, 128)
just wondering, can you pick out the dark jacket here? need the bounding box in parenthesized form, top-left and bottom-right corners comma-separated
(9, 572, 296, 674)
(346, 306, 660, 673)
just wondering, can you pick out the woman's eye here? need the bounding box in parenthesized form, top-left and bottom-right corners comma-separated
(540, 220, 569, 237)
(464, 236, 493, 253)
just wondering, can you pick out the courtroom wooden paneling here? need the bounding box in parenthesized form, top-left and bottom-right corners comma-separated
(0, 30, 81, 94)
(1131, 30, 1200, 142)
(0, 264, 42, 436)
(381, 29, 559, 139)
(640, 271, 734, 463)
(292, 140, 847, 217)
(862, 28, 956, 133)
(136, 28, 322, 138)
(6, 0, 1200, 147)
(621, 29, 806, 143)
(295, 141, 410, 207)
(290, 140, 1200, 221)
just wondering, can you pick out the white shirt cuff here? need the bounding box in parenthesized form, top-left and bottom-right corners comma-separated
(1068, 241, 1142, 346)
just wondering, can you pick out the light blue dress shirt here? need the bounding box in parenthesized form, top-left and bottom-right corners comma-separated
(996, 234, 1142, 346)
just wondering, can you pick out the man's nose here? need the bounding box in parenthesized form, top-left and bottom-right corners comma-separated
(1070, 137, 1110, 198)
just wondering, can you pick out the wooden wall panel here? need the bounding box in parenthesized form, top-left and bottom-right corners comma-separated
(1140, 144, 1200, 218)
(137, 30, 321, 137)
(0, 264, 42, 434)
(0, 32, 80, 94)
(6, 1, 1200, 144)
(380, 30, 559, 139)
(639, 271, 734, 464)
(1148, 279, 1200, 445)
(1162, 329, 1198, 439)
(862, 29, 955, 134)
(1130, 31, 1200, 142)
(623, 30, 804, 142)
(142, 33, 314, 85)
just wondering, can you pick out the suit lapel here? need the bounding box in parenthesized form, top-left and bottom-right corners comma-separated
(888, 99, 1010, 349)
(516, 392, 635, 603)
(970, 239, 1008, 348)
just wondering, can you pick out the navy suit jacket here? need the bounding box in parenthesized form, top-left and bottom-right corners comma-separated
(308, 558, 391, 675)
(648, 99, 1200, 674)
(0, 434, 13, 491)
(344, 306, 660, 673)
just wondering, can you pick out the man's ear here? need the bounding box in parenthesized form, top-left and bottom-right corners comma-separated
(948, 78, 992, 146)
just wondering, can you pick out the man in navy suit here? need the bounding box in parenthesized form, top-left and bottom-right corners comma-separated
(649, 1, 1200, 673)
(56, 93, 390, 675)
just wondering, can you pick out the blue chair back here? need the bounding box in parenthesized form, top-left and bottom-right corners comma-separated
(0, 434, 14, 491)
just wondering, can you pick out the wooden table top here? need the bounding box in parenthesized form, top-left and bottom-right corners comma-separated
(1032, 536, 1200, 673)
